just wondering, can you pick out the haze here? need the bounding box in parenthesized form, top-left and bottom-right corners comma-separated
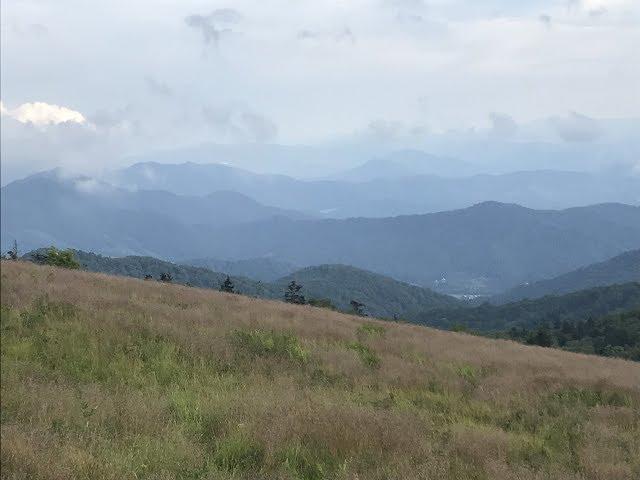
(1, 0, 639, 182)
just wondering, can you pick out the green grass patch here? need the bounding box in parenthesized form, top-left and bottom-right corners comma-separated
(277, 443, 342, 480)
(231, 329, 308, 363)
(356, 322, 386, 338)
(214, 433, 265, 473)
(345, 341, 381, 369)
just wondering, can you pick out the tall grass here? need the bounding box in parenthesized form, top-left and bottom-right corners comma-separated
(1, 261, 639, 479)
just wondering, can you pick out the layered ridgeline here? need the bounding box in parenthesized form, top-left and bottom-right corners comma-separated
(0, 171, 311, 257)
(23, 249, 458, 319)
(5, 170, 640, 295)
(196, 202, 640, 294)
(113, 160, 640, 218)
(494, 249, 640, 304)
(2, 260, 639, 479)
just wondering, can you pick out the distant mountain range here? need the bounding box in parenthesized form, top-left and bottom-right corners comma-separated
(4, 168, 640, 294)
(493, 249, 640, 304)
(196, 201, 640, 293)
(1, 171, 309, 257)
(111, 161, 640, 218)
(329, 150, 472, 181)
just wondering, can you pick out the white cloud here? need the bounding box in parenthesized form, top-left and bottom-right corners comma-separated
(1, 101, 86, 126)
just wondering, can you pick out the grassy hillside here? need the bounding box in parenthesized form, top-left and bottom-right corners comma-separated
(1, 262, 639, 480)
(494, 249, 640, 304)
(24, 249, 459, 318)
(275, 264, 458, 318)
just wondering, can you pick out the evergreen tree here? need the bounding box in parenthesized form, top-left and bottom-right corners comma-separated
(159, 272, 172, 282)
(220, 276, 235, 294)
(284, 281, 306, 304)
(350, 300, 367, 316)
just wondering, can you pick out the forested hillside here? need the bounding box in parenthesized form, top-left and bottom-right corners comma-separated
(275, 264, 458, 318)
(417, 283, 640, 332)
(499, 309, 640, 360)
(494, 249, 640, 303)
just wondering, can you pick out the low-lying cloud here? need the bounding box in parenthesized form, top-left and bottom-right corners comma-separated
(550, 112, 603, 143)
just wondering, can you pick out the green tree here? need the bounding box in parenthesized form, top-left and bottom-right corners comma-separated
(284, 281, 305, 304)
(36, 247, 81, 269)
(220, 276, 236, 294)
(527, 326, 553, 347)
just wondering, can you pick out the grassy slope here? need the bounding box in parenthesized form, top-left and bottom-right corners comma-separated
(1, 261, 639, 480)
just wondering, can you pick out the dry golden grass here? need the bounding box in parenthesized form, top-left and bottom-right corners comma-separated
(1, 260, 639, 480)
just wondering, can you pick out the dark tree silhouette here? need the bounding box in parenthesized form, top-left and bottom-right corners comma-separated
(220, 275, 235, 294)
(159, 272, 172, 283)
(144, 274, 153, 280)
(284, 281, 306, 304)
(6, 240, 18, 260)
(350, 300, 367, 317)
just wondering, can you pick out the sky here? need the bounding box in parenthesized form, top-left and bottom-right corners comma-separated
(1, 0, 639, 181)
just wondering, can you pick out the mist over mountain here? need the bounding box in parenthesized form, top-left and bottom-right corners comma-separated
(110, 160, 639, 218)
(0, 171, 309, 256)
(182, 257, 299, 283)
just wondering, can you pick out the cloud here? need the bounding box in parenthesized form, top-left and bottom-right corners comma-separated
(202, 105, 277, 143)
(144, 76, 173, 97)
(489, 113, 518, 138)
(538, 14, 552, 27)
(1, 101, 86, 126)
(549, 112, 603, 142)
(184, 8, 242, 47)
(297, 27, 356, 44)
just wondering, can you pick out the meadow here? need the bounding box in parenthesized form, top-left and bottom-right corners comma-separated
(1, 260, 639, 479)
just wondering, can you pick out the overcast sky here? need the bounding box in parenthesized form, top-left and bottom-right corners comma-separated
(1, 0, 639, 180)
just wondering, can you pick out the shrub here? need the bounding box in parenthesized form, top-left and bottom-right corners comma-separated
(36, 247, 81, 269)
(307, 298, 335, 310)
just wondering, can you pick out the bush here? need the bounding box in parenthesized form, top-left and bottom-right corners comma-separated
(307, 298, 335, 310)
(36, 247, 81, 269)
